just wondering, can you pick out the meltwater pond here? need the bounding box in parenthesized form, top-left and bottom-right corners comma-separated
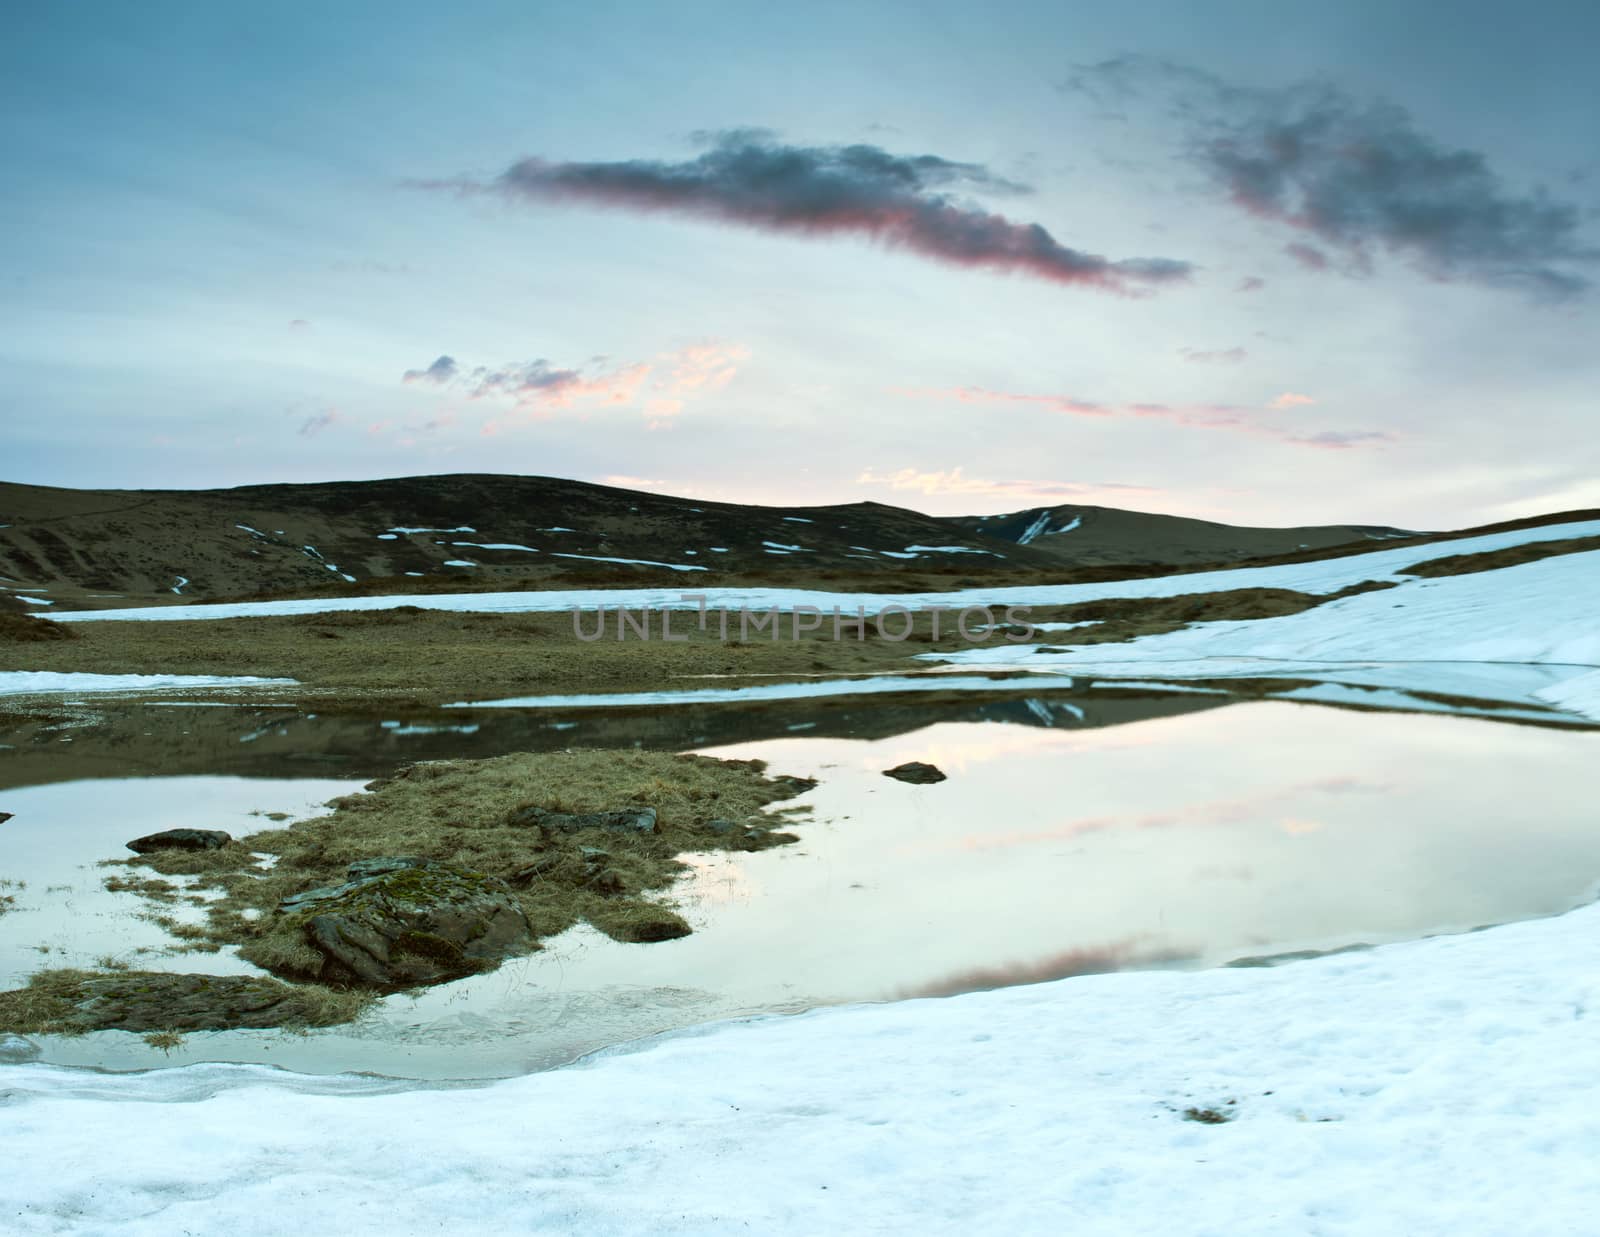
(2, 697, 1597, 1078)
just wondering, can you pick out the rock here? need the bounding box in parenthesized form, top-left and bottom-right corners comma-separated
(510, 805, 658, 835)
(0, 812, 13, 826)
(126, 828, 233, 854)
(578, 847, 611, 863)
(297, 863, 535, 987)
(347, 856, 429, 881)
(703, 818, 738, 835)
(883, 761, 947, 785)
(0, 1033, 40, 1063)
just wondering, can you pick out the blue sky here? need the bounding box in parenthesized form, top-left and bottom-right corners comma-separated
(4, 0, 1598, 527)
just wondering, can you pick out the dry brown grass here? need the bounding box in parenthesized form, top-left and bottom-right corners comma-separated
(0, 612, 76, 642)
(1399, 535, 1600, 579)
(1024, 583, 1395, 646)
(112, 749, 815, 981)
(0, 967, 369, 1034)
(0, 606, 1019, 704)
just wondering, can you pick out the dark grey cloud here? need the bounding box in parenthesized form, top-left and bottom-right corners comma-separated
(1069, 57, 1599, 300)
(402, 355, 459, 385)
(426, 131, 1194, 295)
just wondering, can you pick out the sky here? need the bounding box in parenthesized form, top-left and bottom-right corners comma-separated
(4, 0, 1598, 529)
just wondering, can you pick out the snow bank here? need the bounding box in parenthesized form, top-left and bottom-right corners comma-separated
(939, 549, 1600, 718)
(5, 900, 1600, 1234)
(0, 672, 297, 697)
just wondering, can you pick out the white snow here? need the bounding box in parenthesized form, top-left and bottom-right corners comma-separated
(762, 541, 805, 552)
(234, 524, 264, 537)
(903, 544, 1001, 555)
(553, 553, 708, 572)
(782, 517, 813, 523)
(452, 542, 540, 552)
(936, 546, 1600, 719)
(1016, 510, 1053, 544)
(375, 533, 398, 540)
(388, 526, 475, 534)
(709, 547, 729, 552)
(447, 674, 1096, 709)
(1052, 514, 1083, 535)
(14, 595, 53, 606)
(442, 560, 477, 567)
(170, 576, 189, 595)
(0, 672, 297, 697)
(7, 900, 1600, 1233)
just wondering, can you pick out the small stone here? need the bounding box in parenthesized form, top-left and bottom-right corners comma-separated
(0, 811, 13, 826)
(0, 1033, 41, 1063)
(703, 818, 738, 835)
(127, 828, 233, 854)
(578, 847, 611, 863)
(882, 761, 947, 785)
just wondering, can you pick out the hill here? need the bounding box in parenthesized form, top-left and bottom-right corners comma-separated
(0, 473, 1417, 610)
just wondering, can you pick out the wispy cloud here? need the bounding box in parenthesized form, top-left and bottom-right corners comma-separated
(402, 355, 458, 385)
(856, 466, 1162, 501)
(399, 342, 748, 431)
(298, 409, 341, 438)
(421, 130, 1194, 295)
(1068, 57, 1600, 299)
(1180, 345, 1247, 365)
(897, 385, 1390, 449)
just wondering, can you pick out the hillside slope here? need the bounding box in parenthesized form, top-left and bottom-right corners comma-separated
(947, 503, 1414, 566)
(0, 474, 1401, 609)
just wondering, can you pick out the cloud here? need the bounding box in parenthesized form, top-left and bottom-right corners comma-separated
(399, 342, 748, 431)
(298, 409, 340, 438)
(1180, 346, 1247, 364)
(1283, 242, 1330, 272)
(425, 131, 1194, 295)
(898, 385, 1390, 449)
(402, 355, 458, 385)
(287, 319, 310, 330)
(1069, 57, 1599, 299)
(856, 466, 1161, 501)
(1235, 276, 1266, 292)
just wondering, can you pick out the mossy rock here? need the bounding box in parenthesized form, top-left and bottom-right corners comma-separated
(293, 862, 535, 988)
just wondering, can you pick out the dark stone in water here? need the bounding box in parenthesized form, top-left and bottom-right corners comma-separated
(298, 863, 535, 988)
(510, 805, 658, 835)
(127, 828, 232, 854)
(0, 811, 13, 825)
(883, 761, 947, 785)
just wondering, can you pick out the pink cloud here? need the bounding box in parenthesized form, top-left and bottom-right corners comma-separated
(855, 466, 1162, 502)
(897, 386, 1391, 450)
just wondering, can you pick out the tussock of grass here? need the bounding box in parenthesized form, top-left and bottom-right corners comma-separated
(115, 749, 814, 982)
(0, 967, 369, 1034)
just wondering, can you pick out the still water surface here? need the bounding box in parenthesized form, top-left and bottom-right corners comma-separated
(1, 696, 1595, 1078)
